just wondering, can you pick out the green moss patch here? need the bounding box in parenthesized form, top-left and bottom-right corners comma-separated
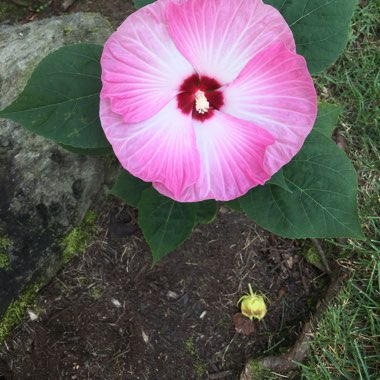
(89, 286, 103, 301)
(248, 359, 275, 380)
(303, 246, 325, 272)
(0, 231, 12, 270)
(0, 253, 10, 271)
(0, 211, 98, 345)
(184, 336, 208, 378)
(61, 210, 98, 264)
(0, 282, 42, 344)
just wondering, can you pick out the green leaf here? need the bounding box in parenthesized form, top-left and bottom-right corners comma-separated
(313, 102, 341, 137)
(133, 0, 155, 9)
(265, 0, 358, 73)
(195, 200, 218, 225)
(267, 168, 292, 193)
(225, 199, 242, 212)
(240, 131, 363, 239)
(0, 44, 110, 150)
(59, 144, 113, 156)
(138, 189, 196, 263)
(109, 170, 151, 208)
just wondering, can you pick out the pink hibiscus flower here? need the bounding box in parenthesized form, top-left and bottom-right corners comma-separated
(100, 0, 317, 202)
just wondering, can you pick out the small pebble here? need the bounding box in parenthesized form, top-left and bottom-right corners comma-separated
(27, 309, 38, 321)
(166, 290, 179, 300)
(111, 298, 122, 308)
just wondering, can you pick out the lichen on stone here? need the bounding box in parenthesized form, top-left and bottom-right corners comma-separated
(63, 25, 73, 36)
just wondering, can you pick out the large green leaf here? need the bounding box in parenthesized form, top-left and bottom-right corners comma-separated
(313, 102, 341, 137)
(138, 189, 196, 263)
(59, 144, 113, 156)
(260, 104, 339, 193)
(265, 0, 357, 73)
(240, 131, 363, 239)
(0, 44, 110, 150)
(133, 0, 155, 8)
(195, 200, 218, 225)
(110, 170, 151, 208)
(225, 199, 243, 212)
(267, 168, 292, 193)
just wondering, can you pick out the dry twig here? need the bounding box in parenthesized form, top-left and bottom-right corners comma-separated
(311, 238, 332, 275)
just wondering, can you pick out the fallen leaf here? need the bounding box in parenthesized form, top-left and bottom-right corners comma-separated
(233, 313, 255, 336)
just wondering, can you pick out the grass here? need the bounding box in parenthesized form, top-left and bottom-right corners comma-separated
(298, 1, 380, 379)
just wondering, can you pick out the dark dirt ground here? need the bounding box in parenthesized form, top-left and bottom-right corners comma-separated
(0, 1, 325, 379)
(0, 0, 135, 27)
(1, 200, 323, 380)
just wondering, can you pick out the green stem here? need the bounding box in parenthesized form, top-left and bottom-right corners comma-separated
(248, 283, 254, 296)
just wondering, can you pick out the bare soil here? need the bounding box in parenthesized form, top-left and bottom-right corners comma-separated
(0, 200, 323, 379)
(0, 2, 324, 379)
(0, 0, 135, 27)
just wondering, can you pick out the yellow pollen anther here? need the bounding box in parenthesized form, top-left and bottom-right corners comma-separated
(195, 90, 209, 114)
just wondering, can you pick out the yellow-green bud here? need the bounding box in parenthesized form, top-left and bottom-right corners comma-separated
(238, 284, 267, 321)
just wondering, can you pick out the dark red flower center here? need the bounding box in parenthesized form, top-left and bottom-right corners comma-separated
(177, 74, 224, 121)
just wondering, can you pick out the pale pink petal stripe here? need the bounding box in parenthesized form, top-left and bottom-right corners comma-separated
(100, 99, 200, 198)
(223, 42, 317, 176)
(166, 0, 295, 85)
(154, 111, 275, 202)
(101, 1, 194, 124)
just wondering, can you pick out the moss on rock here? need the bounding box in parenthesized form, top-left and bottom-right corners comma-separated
(0, 230, 12, 270)
(0, 253, 10, 271)
(0, 281, 43, 344)
(61, 210, 98, 264)
(0, 211, 99, 346)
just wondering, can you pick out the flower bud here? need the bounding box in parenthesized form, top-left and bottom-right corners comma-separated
(238, 284, 267, 321)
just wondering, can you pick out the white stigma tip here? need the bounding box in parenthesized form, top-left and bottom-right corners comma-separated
(195, 90, 209, 114)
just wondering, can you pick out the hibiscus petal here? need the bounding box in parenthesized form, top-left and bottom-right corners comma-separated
(100, 99, 200, 198)
(166, 0, 295, 84)
(154, 112, 275, 202)
(223, 42, 317, 176)
(101, 1, 194, 123)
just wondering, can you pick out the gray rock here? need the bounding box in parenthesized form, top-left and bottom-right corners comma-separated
(0, 14, 116, 317)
